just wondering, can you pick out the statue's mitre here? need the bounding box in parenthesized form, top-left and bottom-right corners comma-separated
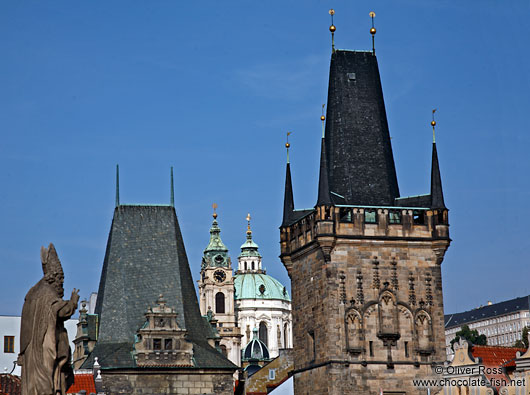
(41, 243, 64, 276)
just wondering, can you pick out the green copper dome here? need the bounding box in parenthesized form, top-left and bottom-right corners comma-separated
(234, 273, 290, 301)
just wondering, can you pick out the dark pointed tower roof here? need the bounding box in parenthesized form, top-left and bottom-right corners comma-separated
(316, 137, 333, 206)
(324, 50, 399, 206)
(430, 142, 446, 209)
(282, 162, 295, 227)
(82, 205, 236, 370)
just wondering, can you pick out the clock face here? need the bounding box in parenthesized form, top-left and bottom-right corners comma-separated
(213, 269, 226, 283)
(214, 254, 225, 265)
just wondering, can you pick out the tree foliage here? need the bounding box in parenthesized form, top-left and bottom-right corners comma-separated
(514, 326, 529, 348)
(450, 324, 487, 350)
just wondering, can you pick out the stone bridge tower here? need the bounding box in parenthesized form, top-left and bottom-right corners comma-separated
(279, 49, 450, 394)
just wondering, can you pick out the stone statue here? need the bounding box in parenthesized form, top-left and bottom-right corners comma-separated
(18, 243, 80, 395)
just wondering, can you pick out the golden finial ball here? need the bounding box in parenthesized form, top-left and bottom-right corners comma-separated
(329, 25, 336, 33)
(213, 212, 218, 219)
(431, 120, 436, 127)
(285, 142, 290, 148)
(329, 9, 335, 15)
(370, 27, 376, 35)
(321, 115, 325, 121)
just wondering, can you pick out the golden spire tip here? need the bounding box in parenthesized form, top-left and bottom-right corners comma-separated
(329, 9, 336, 52)
(370, 11, 376, 55)
(246, 213, 252, 235)
(212, 203, 218, 219)
(431, 109, 437, 143)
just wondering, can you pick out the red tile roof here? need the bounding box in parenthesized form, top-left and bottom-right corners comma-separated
(0, 374, 21, 395)
(472, 345, 525, 368)
(471, 345, 526, 390)
(67, 373, 96, 394)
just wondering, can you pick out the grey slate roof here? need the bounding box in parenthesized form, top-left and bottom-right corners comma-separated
(323, 50, 400, 206)
(444, 296, 530, 329)
(82, 205, 236, 370)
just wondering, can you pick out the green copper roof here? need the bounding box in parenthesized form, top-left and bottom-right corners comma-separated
(239, 231, 261, 258)
(204, 218, 228, 253)
(234, 273, 290, 301)
(202, 215, 230, 269)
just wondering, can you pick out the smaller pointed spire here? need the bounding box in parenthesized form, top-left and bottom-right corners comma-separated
(282, 137, 295, 227)
(316, 114, 333, 207)
(430, 111, 446, 209)
(170, 166, 175, 207)
(329, 9, 336, 53)
(115, 164, 120, 207)
(369, 11, 377, 56)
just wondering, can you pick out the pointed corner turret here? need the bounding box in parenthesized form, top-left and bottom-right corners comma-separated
(282, 135, 295, 227)
(316, 136, 332, 207)
(282, 162, 295, 227)
(430, 141, 446, 209)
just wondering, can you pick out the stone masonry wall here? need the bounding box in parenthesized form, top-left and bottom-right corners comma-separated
(288, 240, 447, 395)
(101, 370, 234, 395)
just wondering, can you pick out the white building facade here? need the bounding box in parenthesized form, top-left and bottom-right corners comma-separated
(445, 295, 530, 360)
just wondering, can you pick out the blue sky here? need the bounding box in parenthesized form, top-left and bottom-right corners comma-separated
(1, 1, 529, 316)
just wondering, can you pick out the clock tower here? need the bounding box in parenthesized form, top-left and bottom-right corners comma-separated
(198, 205, 241, 365)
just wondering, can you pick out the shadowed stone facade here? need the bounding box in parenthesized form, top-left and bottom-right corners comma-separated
(280, 49, 450, 394)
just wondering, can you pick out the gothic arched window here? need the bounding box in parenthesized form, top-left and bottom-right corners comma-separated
(215, 292, 225, 314)
(259, 321, 268, 347)
(283, 323, 288, 348)
(220, 344, 227, 357)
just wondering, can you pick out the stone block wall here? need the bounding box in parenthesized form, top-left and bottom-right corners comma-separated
(100, 370, 234, 395)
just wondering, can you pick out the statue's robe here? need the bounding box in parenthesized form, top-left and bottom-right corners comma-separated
(20, 279, 76, 395)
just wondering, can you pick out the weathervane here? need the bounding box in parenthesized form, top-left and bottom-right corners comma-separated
(286, 131, 292, 163)
(212, 203, 218, 219)
(329, 9, 336, 52)
(321, 104, 326, 138)
(370, 11, 376, 55)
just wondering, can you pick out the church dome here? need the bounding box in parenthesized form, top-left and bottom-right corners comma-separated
(243, 328, 270, 361)
(234, 273, 290, 301)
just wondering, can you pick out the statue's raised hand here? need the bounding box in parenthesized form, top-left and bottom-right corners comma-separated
(70, 288, 80, 306)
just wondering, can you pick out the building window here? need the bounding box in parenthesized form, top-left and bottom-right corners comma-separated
(259, 322, 268, 347)
(413, 210, 425, 225)
(308, 331, 315, 362)
(4, 336, 14, 353)
(268, 369, 276, 380)
(404, 341, 409, 357)
(389, 211, 402, 224)
(220, 344, 227, 357)
(283, 323, 288, 348)
(369, 341, 374, 357)
(164, 339, 172, 350)
(252, 261, 255, 270)
(215, 292, 225, 314)
(244, 262, 247, 270)
(364, 210, 377, 224)
(153, 338, 162, 350)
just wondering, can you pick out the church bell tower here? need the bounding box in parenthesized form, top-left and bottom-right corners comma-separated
(198, 205, 241, 366)
(279, 13, 450, 395)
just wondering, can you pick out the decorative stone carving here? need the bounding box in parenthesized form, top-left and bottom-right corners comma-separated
(19, 243, 80, 395)
(356, 271, 364, 306)
(134, 295, 194, 367)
